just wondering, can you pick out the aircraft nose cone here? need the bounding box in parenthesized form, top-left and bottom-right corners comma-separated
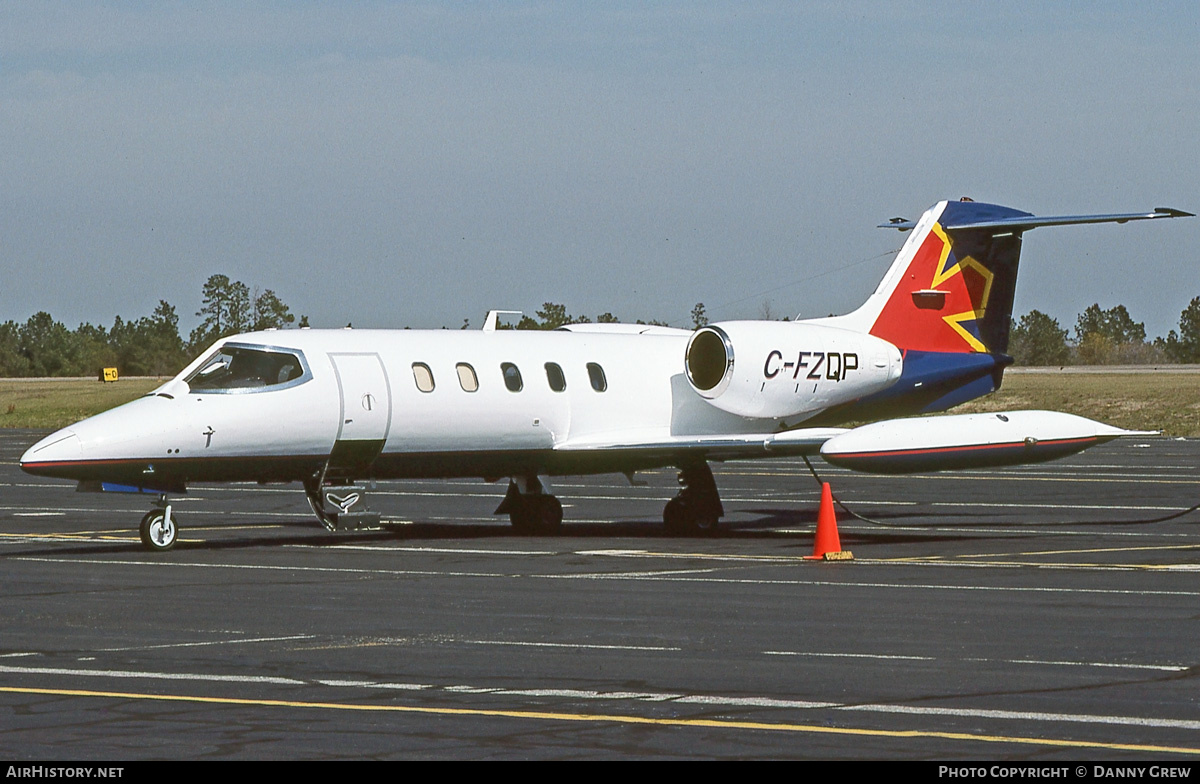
(20, 430, 81, 476)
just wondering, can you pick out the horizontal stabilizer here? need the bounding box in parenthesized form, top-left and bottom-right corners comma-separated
(880, 206, 1193, 232)
(820, 410, 1153, 473)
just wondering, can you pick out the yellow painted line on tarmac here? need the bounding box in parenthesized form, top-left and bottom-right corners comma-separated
(588, 546, 1200, 571)
(0, 523, 287, 541)
(873, 559, 1198, 572)
(887, 543, 1200, 568)
(578, 548, 811, 563)
(2, 685, 1198, 756)
(891, 560, 1197, 571)
(0, 531, 134, 542)
(959, 543, 1200, 559)
(169, 524, 289, 532)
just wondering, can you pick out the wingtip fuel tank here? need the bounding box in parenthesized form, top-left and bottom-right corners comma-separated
(819, 410, 1152, 474)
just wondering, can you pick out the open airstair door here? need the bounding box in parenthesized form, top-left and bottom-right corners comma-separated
(306, 352, 393, 531)
(327, 352, 392, 478)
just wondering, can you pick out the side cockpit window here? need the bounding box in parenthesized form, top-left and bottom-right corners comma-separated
(186, 344, 309, 393)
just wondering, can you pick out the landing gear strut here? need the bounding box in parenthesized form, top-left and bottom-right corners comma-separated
(663, 462, 724, 536)
(495, 475, 563, 535)
(140, 496, 178, 551)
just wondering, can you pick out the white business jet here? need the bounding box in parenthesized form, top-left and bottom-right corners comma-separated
(20, 199, 1192, 550)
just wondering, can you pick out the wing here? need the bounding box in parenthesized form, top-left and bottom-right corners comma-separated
(555, 410, 1153, 473)
(555, 427, 849, 461)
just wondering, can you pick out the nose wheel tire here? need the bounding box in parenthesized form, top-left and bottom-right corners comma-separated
(140, 509, 178, 551)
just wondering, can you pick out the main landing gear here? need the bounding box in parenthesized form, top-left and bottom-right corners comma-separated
(140, 496, 178, 551)
(663, 462, 725, 536)
(495, 475, 563, 535)
(492, 464, 724, 537)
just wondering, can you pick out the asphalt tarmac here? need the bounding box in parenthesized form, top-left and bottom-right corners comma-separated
(2, 428, 1199, 760)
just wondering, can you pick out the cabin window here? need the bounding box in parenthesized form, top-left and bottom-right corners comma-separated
(587, 362, 607, 392)
(412, 363, 435, 392)
(456, 363, 479, 392)
(186, 344, 308, 393)
(501, 362, 523, 392)
(544, 362, 566, 392)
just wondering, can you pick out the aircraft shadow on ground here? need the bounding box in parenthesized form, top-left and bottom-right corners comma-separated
(1, 506, 1056, 558)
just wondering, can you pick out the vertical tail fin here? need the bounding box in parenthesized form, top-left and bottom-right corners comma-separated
(852, 200, 1030, 355)
(805, 200, 1191, 420)
(833, 200, 1191, 355)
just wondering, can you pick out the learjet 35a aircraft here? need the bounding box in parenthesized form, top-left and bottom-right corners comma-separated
(20, 199, 1193, 550)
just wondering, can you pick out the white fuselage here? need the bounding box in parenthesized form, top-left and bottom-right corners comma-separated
(20, 323, 902, 487)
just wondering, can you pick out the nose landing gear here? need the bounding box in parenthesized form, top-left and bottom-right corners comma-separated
(140, 497, 178, 551)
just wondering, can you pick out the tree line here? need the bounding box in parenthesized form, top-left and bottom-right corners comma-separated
(0, 281, 678, 378)
(0, 275, 299, 378)
(1009, 299, 1200, 365)
(495, 302, 673, 330)
(4, 281, 1200, 377)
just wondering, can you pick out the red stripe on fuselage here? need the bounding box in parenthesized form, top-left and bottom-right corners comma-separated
(829, 436, 1098, 460)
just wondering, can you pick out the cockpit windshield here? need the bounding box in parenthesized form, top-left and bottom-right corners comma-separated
(185, 344, 309, 393)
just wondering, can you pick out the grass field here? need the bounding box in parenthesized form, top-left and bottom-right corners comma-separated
(0, 378, 163, 430)
(3, 373, 1199, 436)
(955, 372, 1200, 437)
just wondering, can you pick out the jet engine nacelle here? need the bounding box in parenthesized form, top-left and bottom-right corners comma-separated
(685, 321, 903, 420)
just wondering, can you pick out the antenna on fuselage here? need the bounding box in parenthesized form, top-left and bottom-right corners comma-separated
(483, 310, 523, 331)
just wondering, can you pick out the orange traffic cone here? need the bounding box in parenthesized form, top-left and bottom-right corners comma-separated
(805, 482, 853, 561)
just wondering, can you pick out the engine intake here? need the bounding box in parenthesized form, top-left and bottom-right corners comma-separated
(685, 326, 734, 396)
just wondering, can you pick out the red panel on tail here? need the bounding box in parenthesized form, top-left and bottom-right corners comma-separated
(869, 222, 992, 353)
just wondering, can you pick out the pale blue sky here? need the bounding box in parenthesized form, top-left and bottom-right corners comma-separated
(2, 2, 1197, 338)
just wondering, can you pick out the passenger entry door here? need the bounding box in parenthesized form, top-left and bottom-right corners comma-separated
(327, 353, 392, 476)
